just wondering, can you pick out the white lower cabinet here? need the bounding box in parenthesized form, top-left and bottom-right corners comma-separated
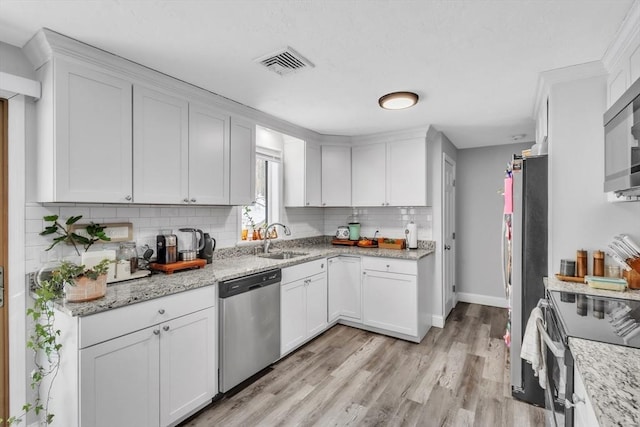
(51, 286, 216, 427)
(280, 259, 328, 356)
(362, 269, 418, 337)
(328, 256, 362, 322)
(573, 366, 599, 427)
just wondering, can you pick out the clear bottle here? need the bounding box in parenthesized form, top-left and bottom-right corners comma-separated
(117, 242, 138, 276)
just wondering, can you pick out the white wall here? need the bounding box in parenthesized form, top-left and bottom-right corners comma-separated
(456, 142, 531, 303)
(548, 75, 640, 275)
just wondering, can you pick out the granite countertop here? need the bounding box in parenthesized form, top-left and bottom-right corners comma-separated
(54, 241, 435, 317)
(569, 338, 640, 426)
(545, 276, 640, 301)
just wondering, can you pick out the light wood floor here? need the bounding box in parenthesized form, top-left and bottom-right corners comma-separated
(182, 303, 545, 426)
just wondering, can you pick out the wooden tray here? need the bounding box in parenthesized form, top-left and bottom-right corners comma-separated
(378, 239, 406, 250)
(149, 259, 206, 274)
(555, 274, 585, 283)
(331, 239, 358, 246)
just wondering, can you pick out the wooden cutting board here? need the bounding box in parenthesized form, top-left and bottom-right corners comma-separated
(149, 259, 206, 274)
(331, 239, 358, 246)
(555, 274, 585, 283)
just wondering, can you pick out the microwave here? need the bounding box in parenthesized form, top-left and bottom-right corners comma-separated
(603, 76, 640, 195)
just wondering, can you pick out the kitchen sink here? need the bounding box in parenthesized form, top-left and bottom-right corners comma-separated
(259, 251, 308, 260)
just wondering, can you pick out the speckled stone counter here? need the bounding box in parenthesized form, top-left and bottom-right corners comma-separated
(55, 242, 435, 317)
(569, 338, 640, 426)
(545, 276, 640, 301)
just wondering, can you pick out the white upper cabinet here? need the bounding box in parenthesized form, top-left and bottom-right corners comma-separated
(36, 58, 133, 203)
(352, 138, 427, 207)
(386, 138, 427, 206)
(321, 145, 352, 206)
(352, 143, 387, 206)
(133, 84, 190, 204)
(188, 104, 230, 205)
(284, 139, 322, 207)
(229, 116, 256, 206)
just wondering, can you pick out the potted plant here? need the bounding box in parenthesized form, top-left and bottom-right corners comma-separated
(39, 214, 112, 302)
(2, 215, 111, 425)
(242, 207, 256, 241)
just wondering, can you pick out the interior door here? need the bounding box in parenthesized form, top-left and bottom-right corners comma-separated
(443, 153, 456, 317)
(0, 99, 8, 423)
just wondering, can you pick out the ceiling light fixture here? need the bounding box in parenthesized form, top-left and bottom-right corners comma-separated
(378, 91, 419, 110)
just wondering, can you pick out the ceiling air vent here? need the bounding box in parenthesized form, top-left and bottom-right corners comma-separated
(255, 46, 314, 76)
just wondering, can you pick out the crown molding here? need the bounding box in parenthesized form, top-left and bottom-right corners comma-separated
(532, 61, 607, 117)
(602, 0, 640, 71)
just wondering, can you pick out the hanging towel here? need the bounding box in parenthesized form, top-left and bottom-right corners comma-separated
(520, 307, 546, 389)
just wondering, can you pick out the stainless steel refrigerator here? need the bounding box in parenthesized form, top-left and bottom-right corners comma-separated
(502, 154, 547, 406)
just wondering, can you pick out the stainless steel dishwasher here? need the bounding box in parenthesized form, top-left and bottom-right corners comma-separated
(218, 269, 281, 393)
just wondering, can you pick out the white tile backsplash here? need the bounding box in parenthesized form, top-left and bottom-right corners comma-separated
(24, 202, 432, 272)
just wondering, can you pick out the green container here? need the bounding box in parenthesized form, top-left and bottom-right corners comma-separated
(348, 222, 360, 240)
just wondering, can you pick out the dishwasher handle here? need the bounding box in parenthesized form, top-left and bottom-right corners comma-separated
(219, 269, 282, 298)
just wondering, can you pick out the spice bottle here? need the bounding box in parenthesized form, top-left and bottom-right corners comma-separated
(593, 250, 605, 277)
(576, 250, 588, 277)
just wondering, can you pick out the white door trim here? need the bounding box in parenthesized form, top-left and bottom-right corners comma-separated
(442, 152, 456, 317)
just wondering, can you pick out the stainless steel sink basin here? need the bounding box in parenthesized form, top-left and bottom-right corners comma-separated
(259, 251, 308, 260)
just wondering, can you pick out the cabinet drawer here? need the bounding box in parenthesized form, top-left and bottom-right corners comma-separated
(361, 257, 417, 275)
(79, 285, 215, 348)
(282, 258, 327, 284)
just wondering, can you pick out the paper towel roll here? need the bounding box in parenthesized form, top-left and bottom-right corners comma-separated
(406, 222, 418, 249)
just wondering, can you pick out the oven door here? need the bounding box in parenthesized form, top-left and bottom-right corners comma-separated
(541, 299, 572, 427)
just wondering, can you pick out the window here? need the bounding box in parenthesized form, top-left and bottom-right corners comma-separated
(241, 142, 281, 240)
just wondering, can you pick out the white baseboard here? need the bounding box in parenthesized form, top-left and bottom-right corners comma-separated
(431, 315, 444, 328)
(457, 292, 509, 308)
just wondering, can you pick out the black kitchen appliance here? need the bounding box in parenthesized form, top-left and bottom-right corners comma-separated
(503, 155, 548, 406)
(156, 232, 178, 264)
(198, 233, 216, 264)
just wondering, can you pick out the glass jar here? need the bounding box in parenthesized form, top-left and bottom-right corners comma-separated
(117, 242, 138, 276)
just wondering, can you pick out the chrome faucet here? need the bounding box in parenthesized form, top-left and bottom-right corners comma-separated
(262, 223, 291, 253)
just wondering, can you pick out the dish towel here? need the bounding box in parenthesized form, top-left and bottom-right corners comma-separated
(520, 307, 546, 389)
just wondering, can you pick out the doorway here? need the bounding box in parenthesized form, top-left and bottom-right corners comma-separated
(443, 153, 456, 317)
(1, 98, 8, 420)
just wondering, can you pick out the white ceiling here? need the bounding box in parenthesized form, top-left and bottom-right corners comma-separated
(0, 0, 634, 148)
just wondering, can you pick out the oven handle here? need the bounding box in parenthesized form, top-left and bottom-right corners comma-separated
(536, 318, 565, 359)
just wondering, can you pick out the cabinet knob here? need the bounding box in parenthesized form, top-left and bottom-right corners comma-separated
(163, 325, 170, 331)
(306, 202, 310, 206)
(158, 309, 165, 315)
(153, 330, 160, 335)
(363, 271, 367, 275)
(125, 195, 132, 201)
(322, 203, 326, 206)
(321, 263, 324, 269)
(564, 393, 585, 408)
(183, 198, 189, 203)
(386, 264, 390, 268)
(190, 198, 196, 203)
(445, 245, 451, 250)
(386, 202, 390, 206)
(381, 203, 385, 206)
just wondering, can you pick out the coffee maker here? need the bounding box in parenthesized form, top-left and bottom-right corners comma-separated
(156, 231, 178, 264)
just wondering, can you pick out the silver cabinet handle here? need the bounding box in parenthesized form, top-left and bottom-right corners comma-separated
(158, 309, 165, 315)
(190, 198, 196, 203)
(125, 195, 132, 201)
(153, 330, 160, 335)
(445, 245, 451, 250)
(183, 198, 189, 203)
(321, 263, 324, 269)
(163, 325, 170, 331)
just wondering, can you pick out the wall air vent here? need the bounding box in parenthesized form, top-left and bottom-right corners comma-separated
(254, 46, 314, 76)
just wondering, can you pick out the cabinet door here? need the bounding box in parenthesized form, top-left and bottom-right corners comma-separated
(160, 307, 216, 426)
(328, 256, 361, 321)
(281, 279, 308, 355)
(362, 270, 417, 336)
(54, 59, 132, 203)
(229, 116, 256, 205)
(284, 140, 321, 207)
(133, 85, 189, 204)
(80, 327, 160, 427)
(306, 273, 328, 336)
(305, 142, 322, 206)
(321, 145, 351, 206)
(189, 104, 230, 204)
(573, 366, 599, 427)
(352, 143, 386, 206)
(386, 138, 427, 206)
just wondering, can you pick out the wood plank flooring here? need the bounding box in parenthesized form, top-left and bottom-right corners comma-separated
(182, 303, 545, 427)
